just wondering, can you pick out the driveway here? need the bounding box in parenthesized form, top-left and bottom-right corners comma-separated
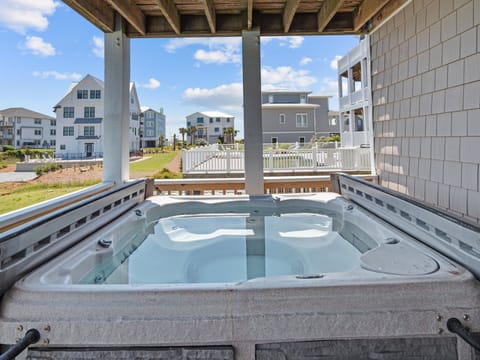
(0, 172, 37, 183)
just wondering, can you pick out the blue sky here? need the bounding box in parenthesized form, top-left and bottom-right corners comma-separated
(0, 0, 360, 139)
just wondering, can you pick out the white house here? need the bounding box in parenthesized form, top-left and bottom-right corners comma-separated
(0, 107, 56, 149)
(337, 36, 372, 148)
(54, 74, 141, 159)
(185, 111, 235, 145)
(140, 107, 166, 148)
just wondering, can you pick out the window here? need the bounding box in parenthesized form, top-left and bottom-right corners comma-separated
(90, 90, 101, 99)
(300, 94, 307, 103)
(50, 129, 56, 136)
(130, 95, 134, 104)
(196, 117, 204, 124)
(146, 130, 154, 136)
(214, 127, 219, 132)
(50, 140, 56, 146)
(216, 118, 221, 122)
(63, 126, 74, 136)
(34, 129, 42, 135)
(146, 120, 154, 128)
(84, 107, 95, 118)
(77, 90, 88, 99)
(299, 137, 305, 143)
(271, 137, 278, 144)
(16, 129, 21, 135)
(34, 118, 42, 124)
(329, 117, 337, 126)
(63, 107, 74, 118)
(209, 118, 213, 123)
(268, 94, 274, 103)
(296, 113, 308, 128)
(187, 121, 191, 126)
(226, 118, 231, 123)
(279, 114, 286, 124)
(84, 126, 95, 136)
(60, 144, 66, 150)
(16, 118, 21, 123)
(50, 120, 56, 126)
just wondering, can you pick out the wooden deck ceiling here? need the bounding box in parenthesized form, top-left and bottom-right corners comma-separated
(64, 0, 408, 37)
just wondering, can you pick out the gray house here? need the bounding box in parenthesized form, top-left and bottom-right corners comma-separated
(141, 107, 166, 148)
(261, 91, 338, 144)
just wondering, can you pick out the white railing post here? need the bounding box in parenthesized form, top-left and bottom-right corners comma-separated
(226, 150, 231, 174)
(312, 145, 317, 170)
(269, 149, 273, 171)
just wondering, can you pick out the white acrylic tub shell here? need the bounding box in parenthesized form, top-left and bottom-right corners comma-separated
(0, 193, 478, 359)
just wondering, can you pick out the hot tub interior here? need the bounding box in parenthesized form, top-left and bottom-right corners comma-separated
(50, 193, 441, 286)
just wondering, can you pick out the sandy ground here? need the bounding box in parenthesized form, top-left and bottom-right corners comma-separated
(0, 152, 182, 192)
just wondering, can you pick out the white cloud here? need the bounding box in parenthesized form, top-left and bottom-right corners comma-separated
(165, 37, 242, 65)
(299, 57, 312, 66)
(262, 36, 304, 49)
(0, 0, 58, 34)
(22, 36, 56, 56)
(182, 83, 243, 112)
(194, 49, 240, 64)
(330, 55, 343, 70)
(165, 37, 241, 53)
(92, 36, 104, 58)
(32, 70, 82, 81)
(261, 66, 317, 89)
(141, 78, 161, 89)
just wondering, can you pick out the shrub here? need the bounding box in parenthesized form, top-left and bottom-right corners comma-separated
(1, 145, 14, 152)
(153, 167, 182, 179)
(35, 163, 63, 176)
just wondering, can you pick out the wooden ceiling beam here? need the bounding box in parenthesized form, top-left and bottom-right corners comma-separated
(200, 0, 216, 33)
(153, 0, 181, 34)
(106, 0, 146, 35)
(247, 0, 254, 29)
(283, 0, 300, 33)
(353, 0, 389, 31)
(317, 0, 345, 32)
(368, 0, 409, 31)
(63, 0, 115, 32)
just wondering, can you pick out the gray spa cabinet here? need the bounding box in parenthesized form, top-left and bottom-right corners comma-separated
(1, 192, 480, 359)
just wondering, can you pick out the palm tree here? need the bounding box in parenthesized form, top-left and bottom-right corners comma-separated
(158, 135, 166, 152)
(188, 125, 197, 146)
(178, 127, 187, 148)
(223, 127, 237, 144)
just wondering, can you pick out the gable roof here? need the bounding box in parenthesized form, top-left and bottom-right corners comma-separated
(0, 107, 54, 120)
(54, 74, 138, 109)
(187, 111, 234, 119)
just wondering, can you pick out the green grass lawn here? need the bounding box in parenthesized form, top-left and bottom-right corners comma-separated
(0, 181, 100, 215)
(0, 151, 181, 215)
(130, 151, 180, 176)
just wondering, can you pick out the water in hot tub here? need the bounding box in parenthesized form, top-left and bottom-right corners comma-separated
(81, 213, 369, 284)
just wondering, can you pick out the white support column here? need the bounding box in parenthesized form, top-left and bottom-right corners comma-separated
(103, 13, 130, 184)
(242, 29, 264, 195)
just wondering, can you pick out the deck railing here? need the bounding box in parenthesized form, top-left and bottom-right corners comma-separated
(183, 146, 371, 174)
(153, 175, 378, 196)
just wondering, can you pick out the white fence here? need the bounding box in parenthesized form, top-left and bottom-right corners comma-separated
(182, 145, 371, 174)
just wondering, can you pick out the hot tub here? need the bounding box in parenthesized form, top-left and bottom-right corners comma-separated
(1, 185, 480, 359)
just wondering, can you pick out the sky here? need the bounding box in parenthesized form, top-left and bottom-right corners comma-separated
(0, 0, 360, 139)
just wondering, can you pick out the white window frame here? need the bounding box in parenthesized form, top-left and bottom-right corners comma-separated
(84, 126, 95, 137)
(279, 114, 286, 124)
(296, 113, 308, 128)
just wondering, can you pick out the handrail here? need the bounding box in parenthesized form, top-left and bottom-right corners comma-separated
(0, 329, 40, 360)
(447, 318, 480, 352)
